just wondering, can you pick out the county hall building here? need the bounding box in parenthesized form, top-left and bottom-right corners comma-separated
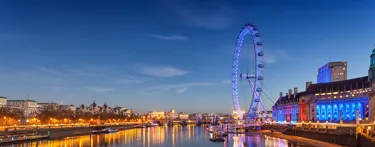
(272, 47, 375, 123)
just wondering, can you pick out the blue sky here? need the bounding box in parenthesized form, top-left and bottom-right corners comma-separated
(0, 0, 374, 113)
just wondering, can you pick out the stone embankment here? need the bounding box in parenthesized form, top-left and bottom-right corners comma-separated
(0, 124, 135, 140)
(258, 130, 343, 147)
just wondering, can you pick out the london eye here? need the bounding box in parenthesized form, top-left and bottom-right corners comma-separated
(231, 22, 265, 122)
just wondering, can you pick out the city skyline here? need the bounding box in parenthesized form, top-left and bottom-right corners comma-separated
(1, 0, 375, 113)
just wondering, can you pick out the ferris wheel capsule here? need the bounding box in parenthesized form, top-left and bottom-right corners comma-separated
(256, 42, 263, 46)
(258, 64, 264, 68)
(255, 33, 262, 37)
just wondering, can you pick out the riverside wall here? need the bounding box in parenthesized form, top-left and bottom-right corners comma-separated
(263, 124, 375, 147)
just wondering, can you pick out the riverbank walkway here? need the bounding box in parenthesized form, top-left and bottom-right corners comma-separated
(259, 130, 343, 147)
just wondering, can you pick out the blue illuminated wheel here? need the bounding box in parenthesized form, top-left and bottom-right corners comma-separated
(232, 22, 264, 121)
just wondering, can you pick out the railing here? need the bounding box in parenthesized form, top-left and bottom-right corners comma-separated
(264, 121, 375, 135)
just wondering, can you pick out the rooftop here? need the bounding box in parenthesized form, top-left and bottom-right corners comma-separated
(8, 99, 37, 102)
(37, 102, 59, 105)
(275, 91, 309, 106)
(274, 76, 369, 107)
(306, 76, 369, 93)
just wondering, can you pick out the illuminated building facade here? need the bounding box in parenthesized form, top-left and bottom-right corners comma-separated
(273, 77, 370, 123)
(0, 96, 7, 106)
(272, 88, 305, 123)
(308, 76, 369, 122)
(149, 111, 165, 120)
(7, 99, 39, 117)
(273, 47, 375, 123)
(317, 62, 347, 83)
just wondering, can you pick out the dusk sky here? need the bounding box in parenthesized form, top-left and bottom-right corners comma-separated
(0, 0, 374, 113)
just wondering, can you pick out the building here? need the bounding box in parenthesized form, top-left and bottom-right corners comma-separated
(7, 100, 39, 117)
(37, 102, 59, 110)
(165, 109, 178, 119)
(0, 96, 7, 106)
(179, 113, 189, 120)
(273, 47, 375, 123)
(317, 61, 347, 83)
(149, 111, 165, 119)
(123, 109, 135, 117)
(60, 104, 77, 112)
(273, 77, 370, 123)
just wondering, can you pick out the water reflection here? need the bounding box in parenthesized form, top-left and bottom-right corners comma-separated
(231, 134, 307, 147)
(6, 125, 310, 147)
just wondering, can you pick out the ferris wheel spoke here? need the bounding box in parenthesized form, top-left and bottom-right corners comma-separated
(240, 73, 256, 79)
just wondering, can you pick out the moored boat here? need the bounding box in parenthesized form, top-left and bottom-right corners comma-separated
(92, 128, 119, 134)
(150, 123, 159, 127)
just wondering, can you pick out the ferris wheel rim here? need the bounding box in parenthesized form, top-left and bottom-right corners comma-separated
(231, 22, 264, 120)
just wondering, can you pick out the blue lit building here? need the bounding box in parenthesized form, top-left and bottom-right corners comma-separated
(273, 77, 370, 123)
(317, 62, 347, 84)
(308, 76, 369, 122)
(273, 47, 375, 123)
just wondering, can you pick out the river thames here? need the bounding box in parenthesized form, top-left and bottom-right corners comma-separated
(8, 125, 309, 147)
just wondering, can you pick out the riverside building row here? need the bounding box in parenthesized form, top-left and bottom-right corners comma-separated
(0, 97, 134, 117)
(272, 47, 375, 123)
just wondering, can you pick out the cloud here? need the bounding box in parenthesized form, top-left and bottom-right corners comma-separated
(263, 49, 291, 63)
(161, 0, 235, 29)
(221, 44, 290, 64)
(88, 87, 115, 93)
(116, 76, 153, 84)
(221, 80, 231, 84)
(147, 34, 189, 41)
(0, 65, 152, 95)
(38, 67, 64, 76)
(176, 87, 188, 94)
(146, 82, 210, 94)
(137, 66, 192, 77)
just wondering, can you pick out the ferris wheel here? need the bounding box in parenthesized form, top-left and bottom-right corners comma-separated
(231, 22, 265, 122)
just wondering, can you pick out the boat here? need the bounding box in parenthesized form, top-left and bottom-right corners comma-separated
(104, 128, 119, 133)
(209, 137, 225, 142)
(92, 128, 119, 134)
(150, 123, 159, 127)
(209, 133, 225, 142)
(134, 124, 144, 128)
(205, 126, 214, 133)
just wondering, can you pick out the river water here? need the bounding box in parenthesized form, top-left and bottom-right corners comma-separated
(7, 125, 309, 147)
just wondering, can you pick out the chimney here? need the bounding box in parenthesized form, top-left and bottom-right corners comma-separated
(306, 82, 312, 90)
(294, 87, 298, 97)
(288, 89, 292, 98)
(279, 92, 283, 98)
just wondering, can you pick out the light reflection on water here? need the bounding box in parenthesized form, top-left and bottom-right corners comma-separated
(6, 125, 310, 147)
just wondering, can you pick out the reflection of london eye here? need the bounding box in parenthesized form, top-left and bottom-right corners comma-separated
(231, 22, 265, 121)
(232, 136, 244, 147)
